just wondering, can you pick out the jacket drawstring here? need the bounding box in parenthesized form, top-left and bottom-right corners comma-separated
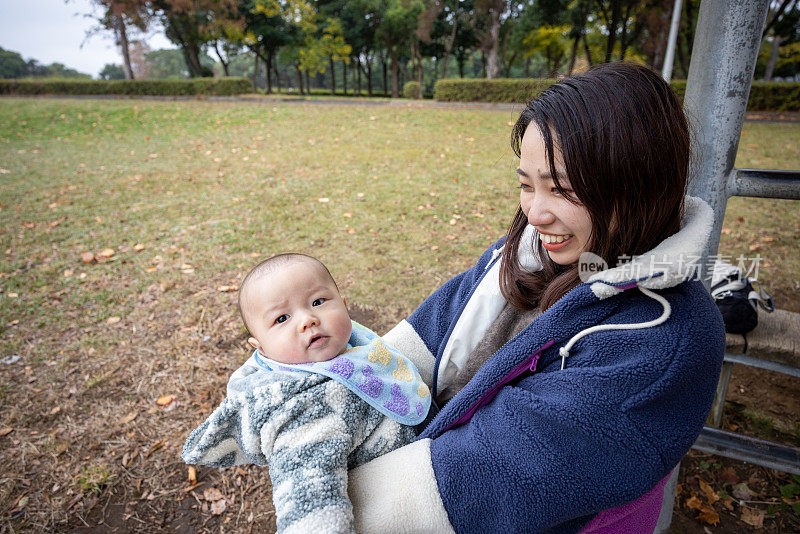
(558, 286, 672, 370)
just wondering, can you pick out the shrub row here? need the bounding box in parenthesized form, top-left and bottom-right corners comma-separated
(0, 77, 253, 96)
(434, 78, 557, 103)
(434, 77, 800, 111)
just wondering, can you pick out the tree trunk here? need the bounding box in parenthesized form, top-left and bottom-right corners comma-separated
(356, 57, 362, 95)
(252, 53, 259, 90)
(568, 33, 580, 75)
(366, 57, 373, 96)
(481, 50, 486, 77)
(117, 15, 134, 80)
(343, 60, 348, 95)
(214, 42, 230, 77)
(274, 62, 281, 92)
(329, 57, 336, 94)
(582, 33, 594, 65)
(442, 17, 457, 79)
(382, 56, 388, 95)
(305, 69, 311, 93)
(296, 64, 304, 95)
(764, 35, 782, 81)
(486, 8, 501, 79)
(390, 50, 399, 98)
(605, 0, 621, 63)
(265, 51, 273, 94)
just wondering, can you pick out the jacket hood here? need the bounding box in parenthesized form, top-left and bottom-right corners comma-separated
(518, 195, 715, 299)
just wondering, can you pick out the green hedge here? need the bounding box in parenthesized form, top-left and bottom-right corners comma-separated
(0, 77, 253, 96)
(434, 77, 799, 111)
(434, 78, 557, 103)
(403, 81, 422, 99)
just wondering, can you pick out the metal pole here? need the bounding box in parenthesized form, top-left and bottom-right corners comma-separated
(684, 0, 770, 288)
(662, 0, 684, 82)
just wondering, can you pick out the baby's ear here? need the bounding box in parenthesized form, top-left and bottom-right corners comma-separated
(247, 337, 259, 349)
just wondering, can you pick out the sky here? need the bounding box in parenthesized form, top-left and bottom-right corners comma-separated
(0, 0, 172, 78)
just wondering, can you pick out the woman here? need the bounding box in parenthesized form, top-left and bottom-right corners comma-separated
(348, 62, 725, 533)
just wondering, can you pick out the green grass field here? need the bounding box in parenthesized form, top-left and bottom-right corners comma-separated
(1, 97, 799, 531)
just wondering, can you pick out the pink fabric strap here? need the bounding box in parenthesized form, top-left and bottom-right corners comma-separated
(579, 474, 670, 534)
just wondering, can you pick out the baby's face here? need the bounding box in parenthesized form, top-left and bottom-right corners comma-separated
(243, 261, 351, 364)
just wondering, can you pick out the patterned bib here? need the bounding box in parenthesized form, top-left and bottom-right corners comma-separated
(253, 321, 431, 426)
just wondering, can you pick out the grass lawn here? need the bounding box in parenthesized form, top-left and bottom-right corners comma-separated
(1, 97, 799, 532)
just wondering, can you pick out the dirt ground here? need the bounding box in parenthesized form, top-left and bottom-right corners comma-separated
(1, 289, 797, 533)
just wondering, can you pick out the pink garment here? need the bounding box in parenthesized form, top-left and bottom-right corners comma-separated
(579, 474, 670, 533)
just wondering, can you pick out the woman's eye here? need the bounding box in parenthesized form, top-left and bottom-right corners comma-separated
(312, 298, 325, 306)
(518, 183, 532, 192)
(275, 314, 289, 324)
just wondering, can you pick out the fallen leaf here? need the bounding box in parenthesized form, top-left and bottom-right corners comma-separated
(347, 228, 356, 234)
(217, 285, 238, 292)
(7, 292, 18, 298)
(63, 269, 73, 277)
(98, 248, 115, 258)
(106, 316, 121, 325)
(188, 466, 197, 484)
(697, 504, 720, 526)
(133, 243, 145, 251)
(740, 506, 764, 528)
(49, 406, 61, 415)
(49, 220, 61, 228)
(249, 252, 260, 257)
(81, 252, 95, 263)
(697, 478, 720, 504)
(732, 482, 752, 501)
(685, 495, 703, 510)
(210, 499, 226, 515)
(721, 227, 732, 235)
(760, 236, 775, 242)
(156, 395, 175, 406)
(145, 439, 165, 458)
(719, 467, 739, 486)
(203, 488, 224, 502)
(0, 427, 13, 437)
(343, 212, 352, 218)
(748, 243, 761, 251)
(119, 412, 138, 424)
(318, 197, 330, 203)
(95, 216, 103, 223)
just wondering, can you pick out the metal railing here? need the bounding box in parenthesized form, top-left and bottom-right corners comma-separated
(656, 0, 800, 530)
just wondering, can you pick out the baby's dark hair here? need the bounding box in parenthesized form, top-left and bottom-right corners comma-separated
(238, 253, 338, 335)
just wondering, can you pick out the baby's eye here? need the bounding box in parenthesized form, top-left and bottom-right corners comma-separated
(312, 298, 326, 307)
(275, 314, 289, 324)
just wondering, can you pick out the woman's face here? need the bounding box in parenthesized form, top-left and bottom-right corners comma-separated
(518, 124, 592, 266)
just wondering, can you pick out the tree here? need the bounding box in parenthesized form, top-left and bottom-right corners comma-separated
(244, 0, 298, 92)
(376, 0, 423, 97)
(99, 63, 126, 79)
(81, 0, 150, 79)
(144, 47, 215, 78)
(474, 0, 508, 79)
(523, 25, 569, 77)
(149, 0, 241, 77)
(0, 47, 29, 79)
(761, 0, 800, 80)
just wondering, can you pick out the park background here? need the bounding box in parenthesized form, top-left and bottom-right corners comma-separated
(1, 0, 800, 533)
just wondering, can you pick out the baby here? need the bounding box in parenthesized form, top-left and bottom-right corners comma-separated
(182, 253, 430, 534)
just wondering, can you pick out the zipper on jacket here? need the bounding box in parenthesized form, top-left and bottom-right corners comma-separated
(426, 279, 602, 436)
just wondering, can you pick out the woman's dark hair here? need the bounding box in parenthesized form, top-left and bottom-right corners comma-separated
(501, 62, 690, 311)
